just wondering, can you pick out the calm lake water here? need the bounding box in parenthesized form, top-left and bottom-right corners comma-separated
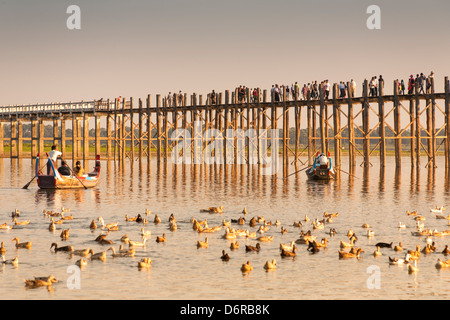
(1, 156, 450, 300)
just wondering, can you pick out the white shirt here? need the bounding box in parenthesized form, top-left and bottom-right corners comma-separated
(48, 150, 62, 161)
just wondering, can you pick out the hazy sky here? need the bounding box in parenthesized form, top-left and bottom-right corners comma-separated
(1, 0, 450, 106)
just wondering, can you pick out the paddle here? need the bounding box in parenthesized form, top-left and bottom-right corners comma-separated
(336, 168, 359, 179)
(282, 166, 309, 180)
(61, 158, 88, 189)
(22, 163, 47, 189)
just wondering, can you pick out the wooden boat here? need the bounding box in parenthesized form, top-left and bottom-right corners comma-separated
(35, 154, 101, 189)
(306, 152, 335, 181)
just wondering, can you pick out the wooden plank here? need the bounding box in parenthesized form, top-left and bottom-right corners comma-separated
(378, 81, 386, 167)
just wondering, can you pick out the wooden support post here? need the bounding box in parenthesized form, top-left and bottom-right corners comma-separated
(129, 97, 135, 163)
(294, 86, 301, 170)
(156, 94, 161, 162)
(31, 119, 38, 159)
(95, 115, 101, 157)
(409, 96, 415, 167)
(414, 82, 421, 167)
(378, 81, 386, 167)
(426, 80, 432, 166)
(163, 98, 168, 161)
(121, 98, 126, 163)
(106, 99, 111, 160)
(431, 78, 436, 168)
(347, 82, 356, 170)
(61, 119, 66, 157)
(10, 121, 17, 159)
(282, 86, 288, 176)
(0, 123, 4, 157)
(332, 84, 341, 168)
(445, 76, 450, 168)
(83, 113, 89, 163)
(17, 121, 23, 158)
(38, 119, 45, 157)
(52, 118, 59, 149)
(362, 79, 370, 167)
(146, 94, 152, 167)
(394, 80, 401, 168)
(307, 91, 312, 165)
(319, 85, 326, 153)
(224, 90, 229, 165)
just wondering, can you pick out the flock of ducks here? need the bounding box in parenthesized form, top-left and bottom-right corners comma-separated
(2, 203, 450, 291)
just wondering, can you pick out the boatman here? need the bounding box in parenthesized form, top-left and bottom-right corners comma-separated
(47, 145, 63, 175)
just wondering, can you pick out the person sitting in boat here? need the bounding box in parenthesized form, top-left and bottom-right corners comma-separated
(73, 161, 84, 177)
(57, 161, 71, 176)
(318, 153, 329, 169)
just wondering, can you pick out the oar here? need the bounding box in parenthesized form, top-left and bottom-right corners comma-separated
(282, 166, 309, 180)
(62, 158, 88, 189)
(22, 163, 47, 189)
(336, 168, 359, 179)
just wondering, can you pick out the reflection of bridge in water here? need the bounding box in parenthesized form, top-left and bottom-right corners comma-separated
(1, 77, 450, 177)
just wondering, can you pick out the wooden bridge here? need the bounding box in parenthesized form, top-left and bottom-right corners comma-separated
(1, 77, 449, 176)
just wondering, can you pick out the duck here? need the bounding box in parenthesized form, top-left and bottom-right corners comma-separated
(398, 222, 406, 229)
(375, 242, 392, 249)
(13, 218, 30, 226)
(280, 241, 295, 252)
(230, 241, 239, 250)
(435, 258, 450, 269)
(95, 234, 115, 245)
(169, 221, 178, 231)
(431, 206, 445, 213)
(71, 248, 90, 257)
(89, 249, 106, 261)
(120, 234, 130, 244)
(11, 209, 20, 218)
(408, 260, 419, 274)
(350, 247, 365, 255)
(257, 236, 273, 242)
(51, 217, 64, 225)
(373, 246, 382, 257)
(119, 245, 135, 254)
(367, 230, 375, 237)
(145, 208, 152, 216)
(12, 238, 32, 249)
(257, 225, 269, 234)
(312, 219, 324, 230)
(240, 261, 253, 273)
(50, 242, 74, 252)
(75, 258, 88, 268)
(242, 208, 248, 215)
(340, 236, 357, 249)
(307, 241, 321, 254)
(48, 220, 56, 231)
(138, 258, 152, 269)
(304, 215, 310, 222)
(140, 228, 151, 237)
(292, 221, 302, 228)
(421, 244, 434, 254)
(196, 238, 209, 249)
(222, 219, 231, 227)
(296, 231, 316, 245)
(108, 246, 135, 257)
(281, 227, 288, 234)
(154, 214, 162, 224)
(237, 217, 246, 225)
(442, 245, 450, 255)
(327, 228, 337, 237)
(280, 247, 297, 258)
(156, 234, 166, 243)
(60, 229, 70, 240)
(0, 242, 6, 255)
(361, 223, 370, 228)
(125, 214, 137, 222)
(136, 214, 147, 224)
(406, 210, 418, 216)
(394, 242, 403, 252)
(24, 275, 57, 288)
(338, 248, 363, 259)
(97, 217, 119, 231)
(389, 254, 411, 265)
(245, 243, 261, 252)
(60, 213, 73, 220)
(249, 217, 257, 227)
(264, 259, 277, 270)
(313, 238, 329, 248)
(415, 216, 426, 221)
(408, 245, 421, 260)
(1, 255, 18, 266)
(220, 250, 230, 261)
(201, 206, 224, 214)
(0, 223, 12, 230)
(347, 229, 355, 238)
(128, 237, 147, 247)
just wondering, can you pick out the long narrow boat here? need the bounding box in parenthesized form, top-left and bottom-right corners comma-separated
(306, 152, 335, 181)
(35, 154, 101, 189)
